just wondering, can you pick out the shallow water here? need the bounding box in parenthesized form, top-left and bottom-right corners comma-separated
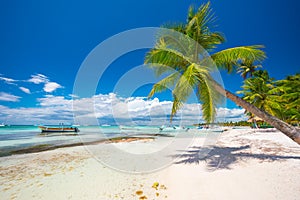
(0, 125, 214, 156)
(0, 125, 167, 155)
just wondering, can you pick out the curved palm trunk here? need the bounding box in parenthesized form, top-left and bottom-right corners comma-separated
(211, 80, 300, 145)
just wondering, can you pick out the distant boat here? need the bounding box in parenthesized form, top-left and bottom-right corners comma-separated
(0, 123, 8, 127)
(101, 124, 111, 127)
(38, 125, 80, 133)
(159, 125, 186, 132)
(119, 125, 140, 131)
(197, 126, 224, 133)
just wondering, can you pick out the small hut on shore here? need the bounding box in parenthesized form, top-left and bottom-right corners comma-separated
(247, 116, 263, 128)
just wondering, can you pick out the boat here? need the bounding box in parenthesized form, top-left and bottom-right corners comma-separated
(159, 125, 187, 132)
(120, 125, 137, 130)
(38, 125, 80, 133)
(197, 126, 224, 133)
(101, 124, 111, 127)
(0, 123, 8, 127)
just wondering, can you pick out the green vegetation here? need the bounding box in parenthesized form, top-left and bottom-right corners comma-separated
(194, 121, 252, 127)
(275, 73, 300, 125)
(145, 2, 265, 123)
(237, 62, 262, 80)
(219, 121, 252, 127)
(194, 121, 275, 128)
(239, 71, 300, 126)
(238, 70, 281, 117)
(145, 1, 300, 144)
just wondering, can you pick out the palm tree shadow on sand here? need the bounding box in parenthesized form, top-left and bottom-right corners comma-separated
(172, 145, 300, 171)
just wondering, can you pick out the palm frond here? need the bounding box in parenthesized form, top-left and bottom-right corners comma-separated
(237, 64, 262, 79)
(185, 2, 225, 51)
(210, 45, 266, 73)
(170, 96, 183, 122)
(170, 64, 205, 119)
(197, 76, 221, 123)
(145, 46, 191, 76)
(198, 32, 225, 51)
(161, 23, 186, 34)
(148, 72, 180, 98)
(186, 2, 215, 34)
(157, 32, 196, 59)
(172, 64, 200, 103)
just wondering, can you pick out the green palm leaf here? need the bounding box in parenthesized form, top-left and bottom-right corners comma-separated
(211, 46, 266, 73)
(148, 72, 180, 98)
(172, 64, 200, 106)
(197, 77, 219, 123)
(186, 2, 225, 51)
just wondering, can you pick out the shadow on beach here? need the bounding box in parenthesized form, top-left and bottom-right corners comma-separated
(173, 145, 300, 171)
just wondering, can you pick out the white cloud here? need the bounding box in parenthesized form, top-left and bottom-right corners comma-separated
(43, 82, 63, 93)
(0, 76, 18, 85)
(19, 87, 31, 94)
(37, 95, 71, 106)
(69, 94, 79, 98)
(28, 74, 48, 84)
(1, 73, 63, 95)
(28, 73, 63, 93)
(216, 107, 247, 121)
(0, 93, 247, 125)
(0, 92, 21, 102)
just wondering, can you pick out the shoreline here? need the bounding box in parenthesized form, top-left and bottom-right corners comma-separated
(1, 135, 158, 157)
(0, 125, 178, 157)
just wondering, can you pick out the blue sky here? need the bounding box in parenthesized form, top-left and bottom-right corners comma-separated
(0, 0, 299, 125)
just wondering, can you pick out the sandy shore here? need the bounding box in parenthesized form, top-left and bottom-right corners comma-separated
(1, 129, 300, 200)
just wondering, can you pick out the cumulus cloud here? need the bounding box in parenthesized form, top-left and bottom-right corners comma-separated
(0, 73, 63, 94)
(43, 82, 63, 93)
(0, 75, 18, 86)
(216, 107, 247, 121)
(19, 87, 31, 94)
(0, 92, 21, 102)
(37, 95, 71, 106)
(75, 94, 246, 125)
(28, 74, 48, 84)
(0, 76, 16, 83)
(0, 93, 247, 125)
(28, 74, 62, 93)
(28, 73, 62, 93)
(0, 105, 73, 125)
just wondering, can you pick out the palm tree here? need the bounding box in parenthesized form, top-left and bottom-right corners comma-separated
(237, 70, 282, 117)
(237, 62, 262, 79)
(144, 2, 300, 144)
(275, 74, 300, 124)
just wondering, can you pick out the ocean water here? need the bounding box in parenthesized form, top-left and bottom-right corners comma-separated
(0, 125, 167, 156)
(0, 125, 221, 157)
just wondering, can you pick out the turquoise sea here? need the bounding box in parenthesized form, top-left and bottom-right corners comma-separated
(0, 125, 172, 156)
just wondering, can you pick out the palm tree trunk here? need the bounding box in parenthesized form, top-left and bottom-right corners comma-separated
(211, 80, 300, 145)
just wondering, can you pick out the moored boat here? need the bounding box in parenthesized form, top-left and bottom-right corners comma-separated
(159, 125, 187, 132)
(0, 123, 8, 127)
(38, 125, 80, 133)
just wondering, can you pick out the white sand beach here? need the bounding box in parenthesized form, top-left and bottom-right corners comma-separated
(1, 129, 300, 200)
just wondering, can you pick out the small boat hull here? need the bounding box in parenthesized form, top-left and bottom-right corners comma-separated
(38, 126, 79, 133)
